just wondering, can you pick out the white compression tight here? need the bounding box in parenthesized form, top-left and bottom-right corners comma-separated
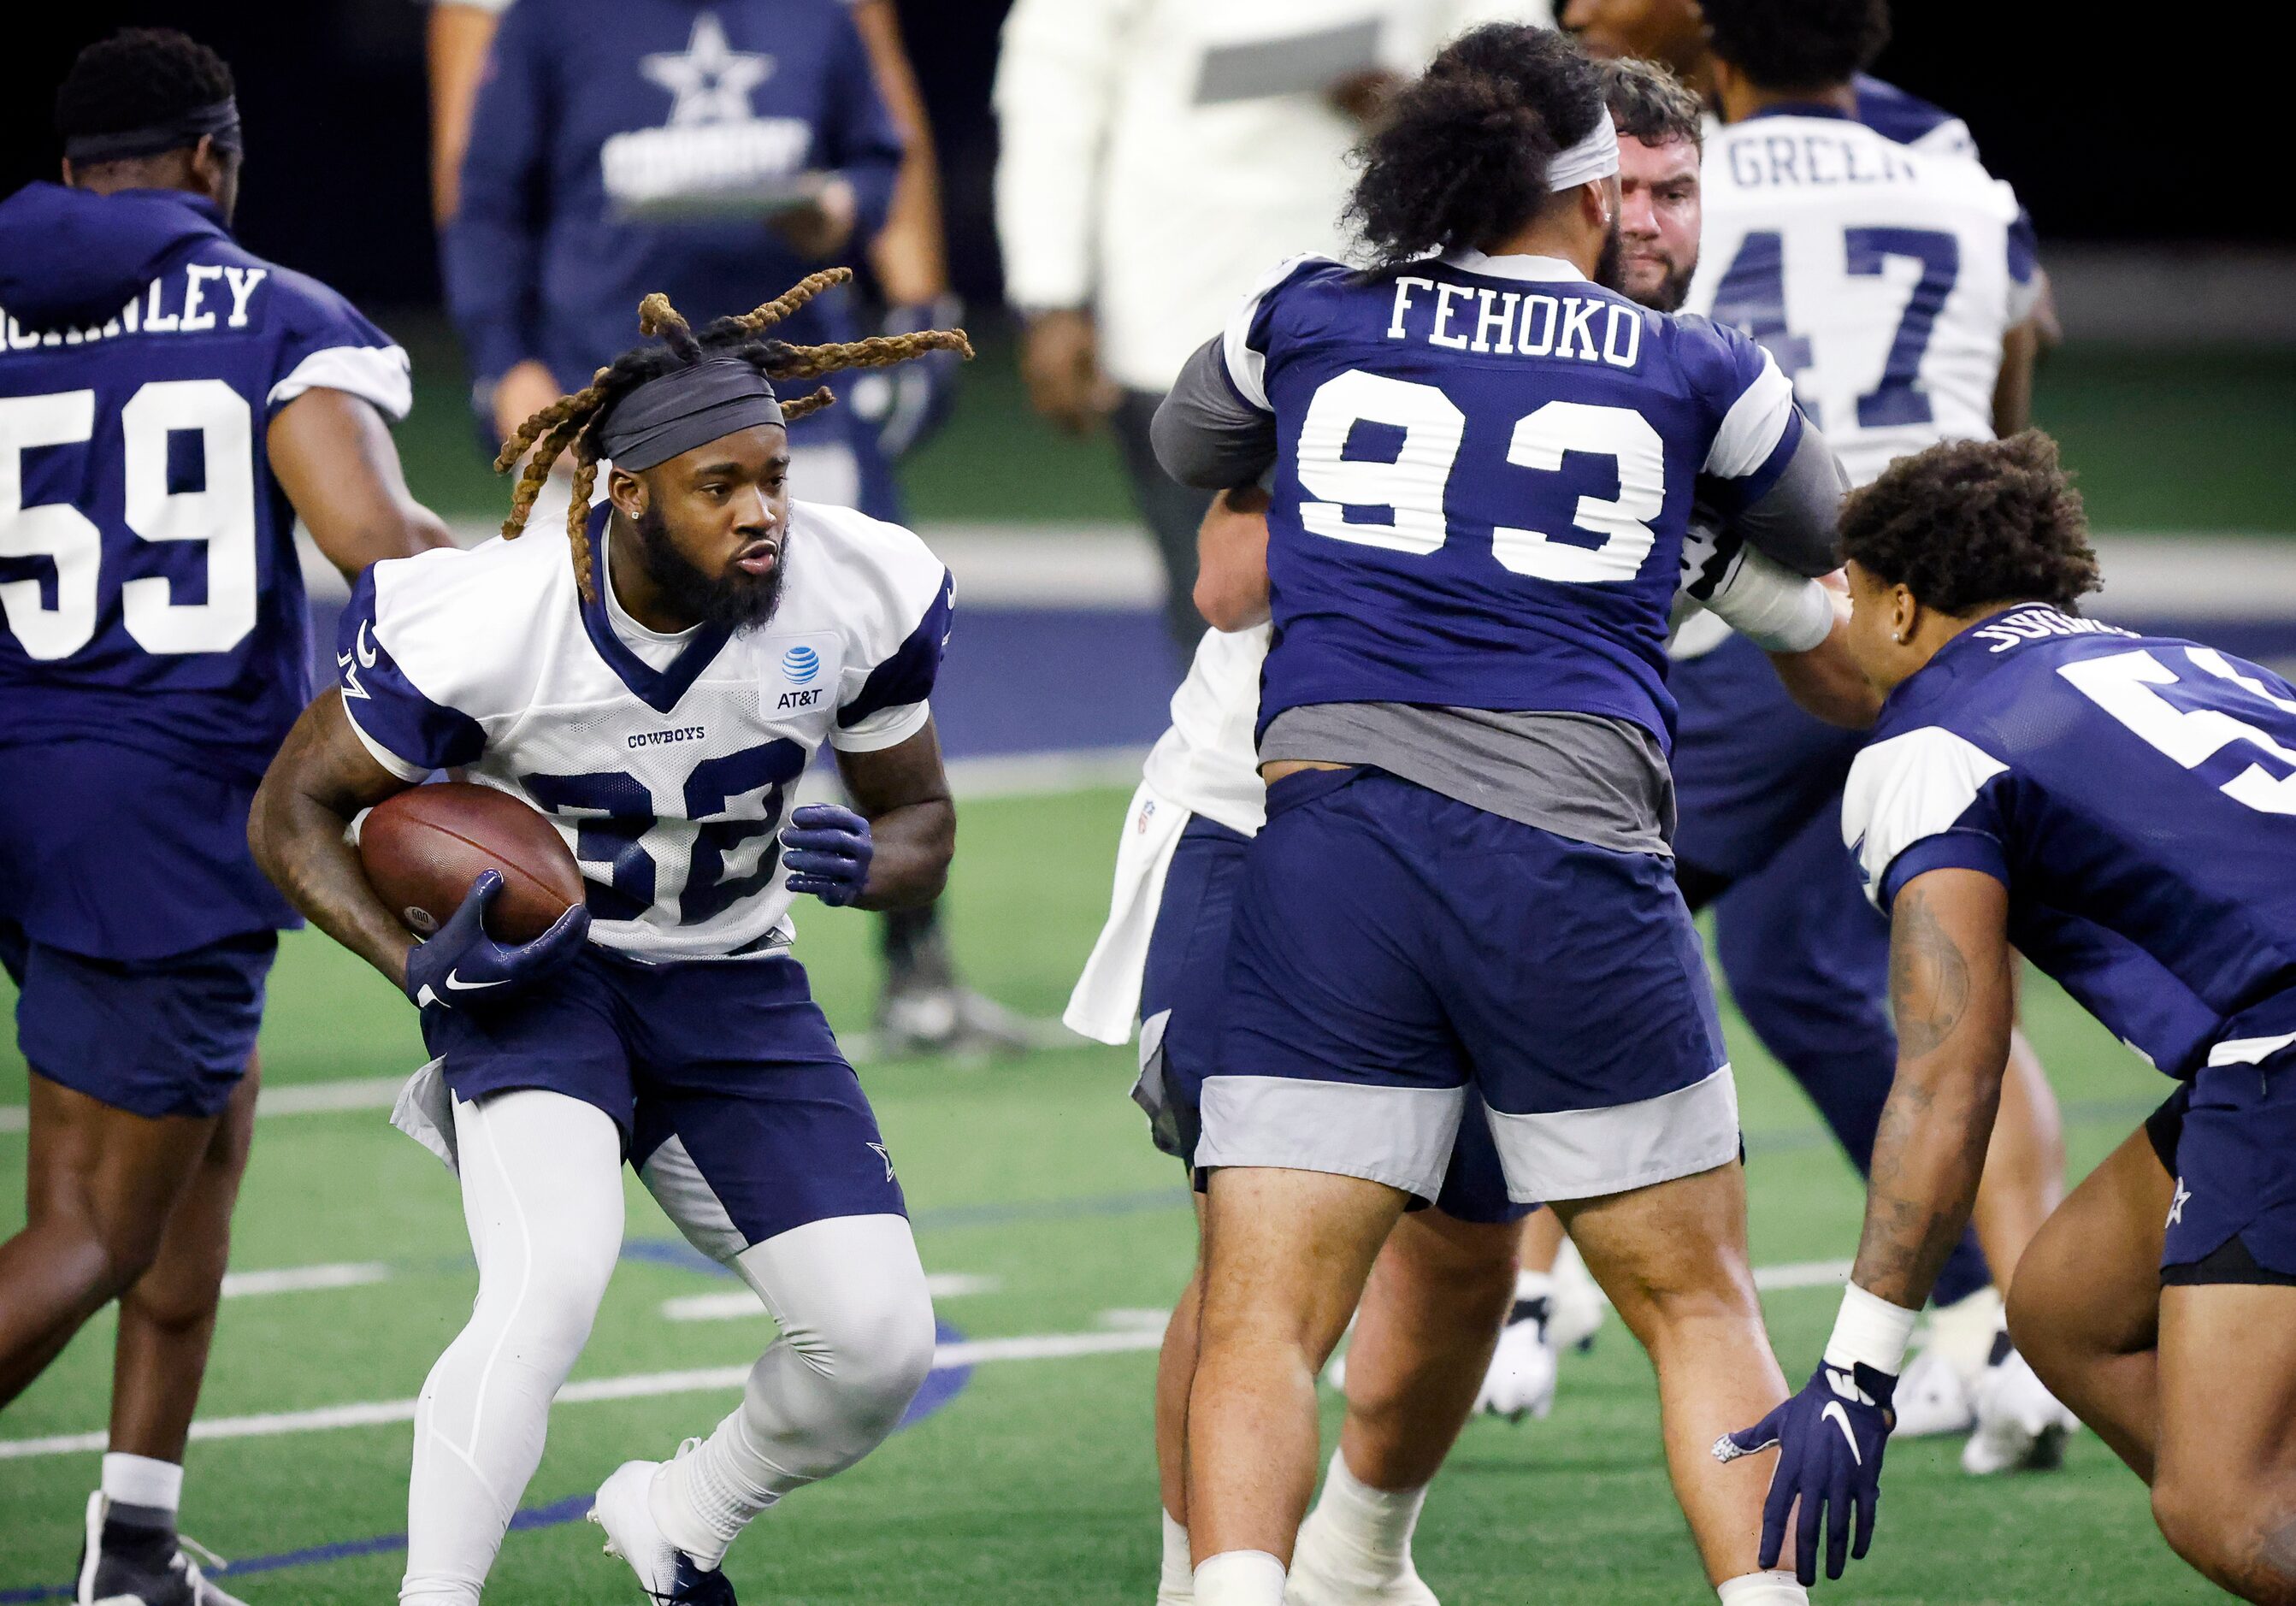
(399, 1089, 936, 1605)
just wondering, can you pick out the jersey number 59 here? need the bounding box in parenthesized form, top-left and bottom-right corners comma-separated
(0, 382, 259, 660)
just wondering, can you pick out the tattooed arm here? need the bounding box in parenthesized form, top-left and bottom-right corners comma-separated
(1850, 867, 2020, 1308)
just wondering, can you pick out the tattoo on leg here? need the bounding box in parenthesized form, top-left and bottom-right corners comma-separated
(2253, 1513, 2296, 1586)
(1891, 886, 1971, 1058)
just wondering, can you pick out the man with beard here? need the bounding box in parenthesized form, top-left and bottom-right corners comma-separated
(1150, 24, 1850, 1604)
(248, 277, 969, 1606)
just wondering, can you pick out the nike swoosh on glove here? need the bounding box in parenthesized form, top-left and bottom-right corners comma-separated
(1677, 514, 1745, 604)
(1714, 1361, 1898, 1585)
(780, 803, 874, 906)
(403, 869, 592, 1009)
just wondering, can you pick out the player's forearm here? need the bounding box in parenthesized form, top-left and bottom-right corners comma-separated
(1850, 877, 2016, 1308)
(1765, 612, 1881, 729)
(249, 702, 417, 989)
(852, 798, 953, 910)
(1851, 1045, 2005, 1308)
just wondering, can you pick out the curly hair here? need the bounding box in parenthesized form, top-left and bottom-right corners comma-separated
(56, 27, 233, 145)
(1839, 432, 2100, 616)
(1345, 23, 1608, 268)
(493, 269, 971, 601)
(1698, 0, 1891, 94)
(1598, 56, 1703, 151)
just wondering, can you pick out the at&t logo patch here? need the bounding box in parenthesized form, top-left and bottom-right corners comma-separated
(782, 645, 820, 685)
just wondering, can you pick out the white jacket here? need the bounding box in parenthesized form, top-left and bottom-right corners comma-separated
(994, 0, 1555, 393)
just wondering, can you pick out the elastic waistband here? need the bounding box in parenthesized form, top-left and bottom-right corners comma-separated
(1180, 812, 1253, 847)
(1263, 765, 1365, 820)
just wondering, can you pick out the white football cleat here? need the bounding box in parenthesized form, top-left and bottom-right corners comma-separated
(1285, 1503, 1439, 1606)
(1962, 1349, 2079, 1475)
(1543, 1241, 1607, 1354)
(1474, 1307, 1559, 1422)
(1891, 1345, 1977, 1438)
(589, 1457, 741, 1603)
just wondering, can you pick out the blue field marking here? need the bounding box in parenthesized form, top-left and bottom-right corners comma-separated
(0, 1322, 971, 1604)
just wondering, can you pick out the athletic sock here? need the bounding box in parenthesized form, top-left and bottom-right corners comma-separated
(1192, 1550, 1286, 1606)
(651, 1412, 788, 1571)
(1160, 1509, 1195, 1602)
(98, 1454, 182, 1552)
(1716, 1570, 1809, 1604)
(1301, 1447, 1429, 1582)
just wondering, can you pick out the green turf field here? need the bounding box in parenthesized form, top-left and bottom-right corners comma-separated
(0, 785, 2217, 1603)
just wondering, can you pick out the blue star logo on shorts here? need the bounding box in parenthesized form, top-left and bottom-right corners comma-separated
(782, 645, 819, 685)
(2168, 1178, 2190, 1227)
(867, 1142, 894, 1181)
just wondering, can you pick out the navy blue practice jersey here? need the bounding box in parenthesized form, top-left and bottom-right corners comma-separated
(1845, 605, 2296, 1078)
(444, 0, 901, 396)
(1216, 251, 1806, 747)
(0, 183, 410, 783)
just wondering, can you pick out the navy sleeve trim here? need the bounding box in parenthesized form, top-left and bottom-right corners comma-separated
(837, 568, 953, 731)
(1880, 828, 2009, 911)
(337, 566, 487, 771)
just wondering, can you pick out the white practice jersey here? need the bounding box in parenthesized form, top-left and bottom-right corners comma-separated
(1684, 109, 2039, 490)
(338, 500, 952, 961)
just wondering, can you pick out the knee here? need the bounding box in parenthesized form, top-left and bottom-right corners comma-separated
(2151, 1473, 2294, 1597)
(1398, 1213, 1520, 1323)
(475, 1236, 617, 1360)
(800, 1283, 938, 1432)
(33, 1209, 168, 1308)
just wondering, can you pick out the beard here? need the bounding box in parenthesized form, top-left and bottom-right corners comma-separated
(631, 504, 784, 633)
(1591, 219, 1627, 295)
(1624, 251, 1696, 314)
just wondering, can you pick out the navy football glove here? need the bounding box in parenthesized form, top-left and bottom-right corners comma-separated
(1715, 1360, 1898, 1585)
(781, 803, 874, 906)
(403, 870, 591, 1009)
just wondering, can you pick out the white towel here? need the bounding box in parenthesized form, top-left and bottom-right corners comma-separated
(390, 1056, 460, 1174)
(1064, 782, 1193, 1045)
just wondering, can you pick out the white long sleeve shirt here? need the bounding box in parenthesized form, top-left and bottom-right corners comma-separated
(994, 0, 1555, 393)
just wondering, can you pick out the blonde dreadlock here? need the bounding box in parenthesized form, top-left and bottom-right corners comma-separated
(492, 269, 972, 602)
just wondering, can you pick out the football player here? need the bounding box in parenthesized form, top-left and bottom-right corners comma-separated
(442, 0, 1006, 1058)
(249, 279, 967, 1606)
(1674, 0, 2075, 1469)
(1153, 26, 1850, 1605)
(1065, 56, 1851, 1603)
(0, 28, 451, 1605)
(1722, 431, 2296, 1604)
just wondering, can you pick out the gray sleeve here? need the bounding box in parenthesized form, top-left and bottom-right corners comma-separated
(1150, 336, 1278, 491)
(1719, 421, 1848, 578)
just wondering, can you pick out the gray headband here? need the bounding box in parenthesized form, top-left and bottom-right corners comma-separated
(63, 97, 242, 163)
(598, 357, 784, 470)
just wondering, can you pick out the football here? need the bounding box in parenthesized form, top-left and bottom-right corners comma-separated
(358, 783, 586, 944)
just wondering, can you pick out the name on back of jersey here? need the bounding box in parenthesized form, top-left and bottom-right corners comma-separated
(1723, 131, 1919, 193)
(3, 263, 269, 351)
(1385, 276, 1644, 369)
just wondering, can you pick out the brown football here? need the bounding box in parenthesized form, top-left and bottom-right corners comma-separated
(359, 783, 586, 944)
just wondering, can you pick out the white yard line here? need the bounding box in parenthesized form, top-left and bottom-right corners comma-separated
(219, 1262, 392, 1299)
(0, 1326, 1165, 1461)
(1750, 1258, 1855, 1292)
(661, 1272, 1000, 1323)
(0, 1077, 408, 1137)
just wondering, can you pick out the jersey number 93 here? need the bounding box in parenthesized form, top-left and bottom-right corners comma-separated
(1295, 369, 1664, 584)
